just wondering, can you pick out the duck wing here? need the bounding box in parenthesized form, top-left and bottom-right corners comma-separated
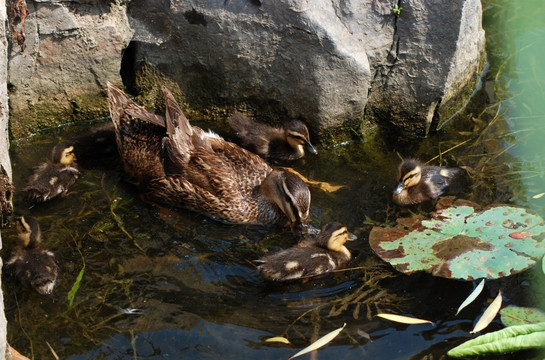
(208, 140, 271, 195)
(161, 85, 199, 168)
(148, 173, 259, 224)
(107, 82, 166, 183)
(151, 87, 273, 223)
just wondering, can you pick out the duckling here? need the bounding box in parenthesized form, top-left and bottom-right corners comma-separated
(107, 83, 311, 226)
(23, 143, 79, 203)
(228, 111, 317, 160)
(5, 216, 59, 294)
(393, 158, 464, 205)
(255, 222, 356, 281)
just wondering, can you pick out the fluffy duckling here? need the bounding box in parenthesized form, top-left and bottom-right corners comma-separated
(23, 143, 79, 203)
(107, 83, 311, 226)
(228, 111, 317, 160)
(256, 222, 356, 281)
(393, 158, 464, 205)
(5, 216, 59, 294)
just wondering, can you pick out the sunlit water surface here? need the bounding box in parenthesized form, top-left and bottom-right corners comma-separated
(2, 1, 545, 359)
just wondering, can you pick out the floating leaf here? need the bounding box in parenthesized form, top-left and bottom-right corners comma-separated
(471, 290, 502, 334)
(448, 322, 545, 357)
(282, 167, 345, 192)
(376, 313, 433, 325)
(289, 323, 345, 359)
(500, 306, 545, 327)
(356, 329, 371, 340)
(369, 204, 545, 280)
(456, 279, 485, 316)
(533, 192, 545, 199)
(10, 346, 30, 360)
(265, 336, 290, 344)
(67, 266, 85, 309)
(509, 231, 533, 239)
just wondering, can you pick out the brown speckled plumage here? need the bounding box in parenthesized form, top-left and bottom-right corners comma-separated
(6, 216, 59, 294)
(23, 143, 79, 203)
(228, 111, 317, 161)
(107, 83, 311, 225)
(256, 222, 356, 281)
(393, 158, 464, 205)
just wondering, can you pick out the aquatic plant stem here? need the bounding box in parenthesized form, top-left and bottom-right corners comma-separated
(130, 330, 138, 360)
(426, 138, 471, 165)
(14, 294, 34, 359)
(101, 174, 146, 255)
(45, 341, 59, 360)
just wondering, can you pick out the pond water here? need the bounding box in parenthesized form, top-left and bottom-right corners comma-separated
(3, 1, 545, 359)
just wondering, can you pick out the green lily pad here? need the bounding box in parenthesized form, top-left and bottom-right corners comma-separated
(500, 306, 545, 327)
(369, 204, 545, 280)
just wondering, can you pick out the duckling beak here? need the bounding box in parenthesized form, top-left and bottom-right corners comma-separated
(394, 182, 405, 195)
(347, 232, 357, 241)
(305, 141, 318, 155)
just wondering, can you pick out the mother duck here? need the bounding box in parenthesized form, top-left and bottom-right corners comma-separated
(107, 83, 311, 226)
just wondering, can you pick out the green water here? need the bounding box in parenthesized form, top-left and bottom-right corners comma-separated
(2, 1, 545, 359)
(490, 0, 545, 340)
(490, 1, 545, 211)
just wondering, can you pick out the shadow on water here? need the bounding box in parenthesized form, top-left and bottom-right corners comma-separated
(3, 1, 545, 359)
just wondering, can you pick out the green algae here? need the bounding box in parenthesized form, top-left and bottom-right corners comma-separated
(9, 91, 110, 139)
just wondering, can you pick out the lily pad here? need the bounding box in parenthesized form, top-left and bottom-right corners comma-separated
(369, 204, 545, 280)
(500, 306, 545, 327)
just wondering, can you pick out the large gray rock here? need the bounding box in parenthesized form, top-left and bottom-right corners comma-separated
(365, 0, 485, 136)
(6, 0, 484, 140)
(126, 0, 485, 138)
(7, 0, 133, 138)
(127, 0, 372, 135)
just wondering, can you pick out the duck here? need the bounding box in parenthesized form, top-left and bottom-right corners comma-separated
(23, 142, 80, 203)
(5, 216, 59, 294)
(255, 222, 356, 281)
(107, 83, 311, 226)
(393, 158, 465, 205)
(228, 111, 317, 161)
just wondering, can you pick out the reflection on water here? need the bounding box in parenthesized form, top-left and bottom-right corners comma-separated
(2, 1, 545, 359)
(486, 0, 545, 213)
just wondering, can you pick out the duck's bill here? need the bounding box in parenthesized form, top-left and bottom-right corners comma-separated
(394, 182, 405, 195)
(305, 141, 318, 155)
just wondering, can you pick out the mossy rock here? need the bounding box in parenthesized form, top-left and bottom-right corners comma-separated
(10, 91, 110, 139)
